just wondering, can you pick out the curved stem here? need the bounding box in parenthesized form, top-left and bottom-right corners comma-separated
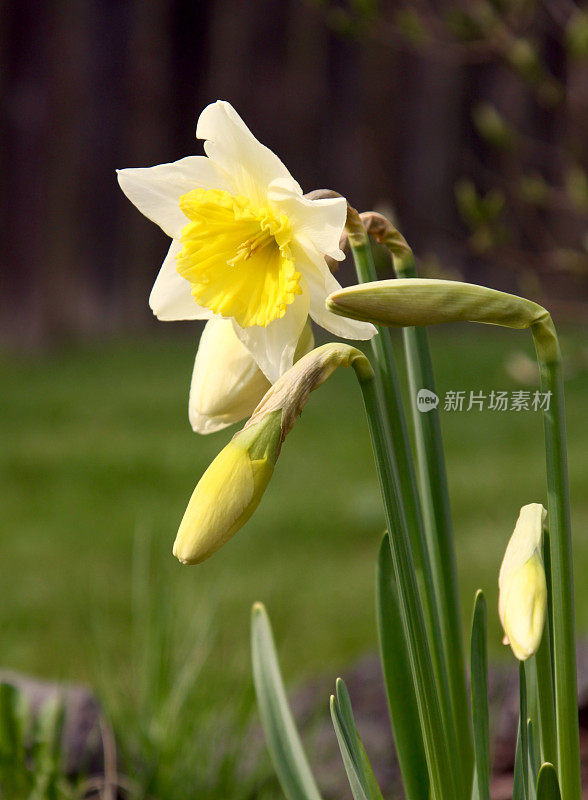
(532, 321, 580, 800)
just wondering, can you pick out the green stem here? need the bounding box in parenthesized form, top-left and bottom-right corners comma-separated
(535, 531, 557, 765)
(532, 320, 580, 800)
(349, 240, 462, 796)
(349, 241, 425, 562)
(355, 370, 456, 800)
(394, 253, 472, 787)
(520, 663, 529, 800)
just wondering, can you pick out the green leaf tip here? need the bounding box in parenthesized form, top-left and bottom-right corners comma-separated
(537, 763, 561, 800)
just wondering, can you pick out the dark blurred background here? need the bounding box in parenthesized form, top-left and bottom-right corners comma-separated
(2, 0, 588, 348)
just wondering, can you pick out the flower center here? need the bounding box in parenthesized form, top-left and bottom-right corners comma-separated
(176, 188, 302, 328)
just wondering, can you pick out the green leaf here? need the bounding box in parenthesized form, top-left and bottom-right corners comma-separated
(330, 680, 384, 800)
(470, 591, 490, 800)
(376, 534, 428, 800)
(330, 697, 369, 800)
(251, 603, 322, 800)
(536, 763, 561, 800)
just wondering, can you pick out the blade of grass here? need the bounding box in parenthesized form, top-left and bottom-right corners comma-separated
(251, 602, 322, 800)
(376, 534, 428, 800)
(470, 591, 490, 800)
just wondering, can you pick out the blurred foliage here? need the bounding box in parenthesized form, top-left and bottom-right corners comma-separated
(311, 0, 588, 298)
(93, 533, 279, 800)
(0, 682, 74, 800)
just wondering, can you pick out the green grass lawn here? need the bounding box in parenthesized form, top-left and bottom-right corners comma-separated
(1, 322, 587, 795)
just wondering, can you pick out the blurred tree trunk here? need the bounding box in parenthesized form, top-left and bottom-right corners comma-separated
(1, 3, 51, 346)
(115, 0, 172, 329)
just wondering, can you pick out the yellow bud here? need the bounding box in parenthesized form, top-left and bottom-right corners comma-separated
(173, 412, 281, 564)
(498, 503, 547, 661)
(174, 343, 372, 565)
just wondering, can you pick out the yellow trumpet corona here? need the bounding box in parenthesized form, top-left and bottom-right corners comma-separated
(498, 503, 547, 661)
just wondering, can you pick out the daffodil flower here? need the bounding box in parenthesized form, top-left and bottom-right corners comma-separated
(117, 100, 375, 383)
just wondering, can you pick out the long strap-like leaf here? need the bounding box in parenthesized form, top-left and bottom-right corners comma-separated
(251, 603, 322, 800)
(330, 678, 384, 800)
(470, 591, 490, 800)
(536, 763, 561, 800)
(376, 534, 428, 800)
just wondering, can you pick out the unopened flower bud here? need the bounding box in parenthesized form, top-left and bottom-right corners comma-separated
(174, 343, 372, 565)
(173, 411, 282, 564)
(327, 278, 546, 329)
(327, 278, 559, 362)
(498, 503, 547, 661)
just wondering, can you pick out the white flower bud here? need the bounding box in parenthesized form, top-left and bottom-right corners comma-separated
(498, 503, 548, 661)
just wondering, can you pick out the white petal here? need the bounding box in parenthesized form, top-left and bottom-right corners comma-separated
(232, 289, 310, 383)
(188, 319, 271, 434)
(268, 178, 347, 260)
(149, 240, 214, 321)
(294, 242, 376, 341)
(499, 503, 547, 591)
(196, 101, 301, 206)
(117, 156, 234, 239)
